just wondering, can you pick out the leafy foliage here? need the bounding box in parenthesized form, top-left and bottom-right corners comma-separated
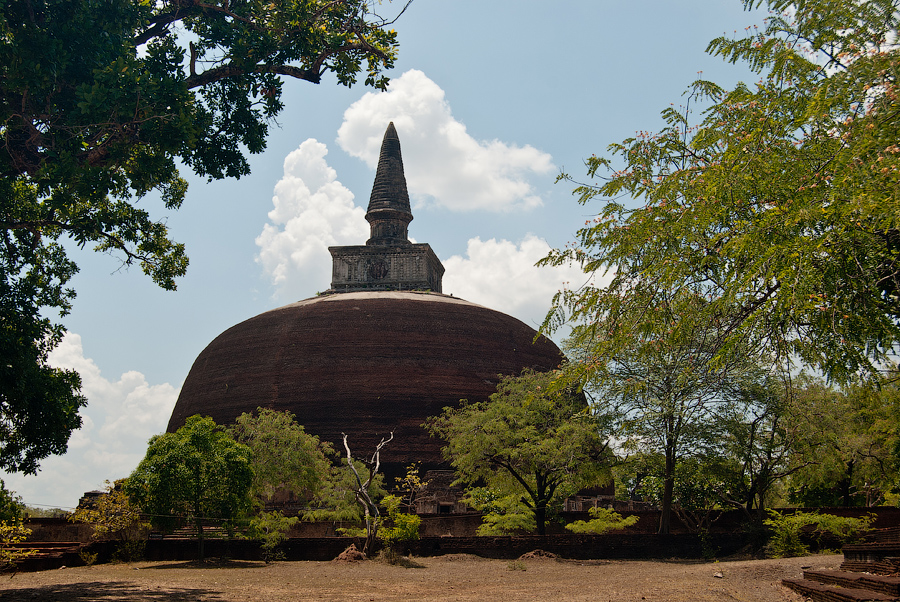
(393, 463, 427, 512)
(426, 370, 613, 536)
(0, 521, 35, 571)
(565, 507, 639, 535)
(541, 0, 900, 383)
(229, 407, 333, 506)
(70, 480, 149, 562)
(377, 494, 420, 563)
(249, 510, 299, 563)
(764, 509, 874, 558)
(0, 0, 404, 473)
(125, 415, 253, 560)
(0, 481, 24, 523)
(462, 487, 536, 536)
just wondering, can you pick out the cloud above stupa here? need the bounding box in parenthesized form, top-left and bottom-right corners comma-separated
(256, 69, 567, 307)
(442, 235, 596, 331)
(337, 70, 554, 212)
(0, 333, 178, 509)
(255, 139, 368, 301)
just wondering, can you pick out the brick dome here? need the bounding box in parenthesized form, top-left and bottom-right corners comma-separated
(167, 291, 564, 476)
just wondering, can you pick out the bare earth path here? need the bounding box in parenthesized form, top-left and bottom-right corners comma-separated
(0, 553, 839, 601)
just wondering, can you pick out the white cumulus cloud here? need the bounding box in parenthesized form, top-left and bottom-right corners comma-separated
(442, 235, 598, 331)
(256, 139, 368, 301)
(337, 70, 554, 212)
(0, 333, 178, 509)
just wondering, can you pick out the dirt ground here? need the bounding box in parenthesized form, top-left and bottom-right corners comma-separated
(0, 553, 839, 602)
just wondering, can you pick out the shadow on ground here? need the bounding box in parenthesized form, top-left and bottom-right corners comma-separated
(140, 558, 264, 570)
(0, 580, 221, 601)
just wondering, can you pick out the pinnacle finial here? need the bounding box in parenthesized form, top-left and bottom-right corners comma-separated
(365, 122, 413, 246)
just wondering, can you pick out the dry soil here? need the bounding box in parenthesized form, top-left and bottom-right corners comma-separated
(0, 553, 840, 601)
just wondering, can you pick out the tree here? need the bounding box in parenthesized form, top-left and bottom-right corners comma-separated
(0, 0, 404, 472)
(540, 0, 900, 383)
(125, 415, 253, 560)
(228, 407, 333, 507)
(426, 370, 612, 536)
(708, 375, 803, 526)
(786, 376, 900, 507)
(0, 480, 23, 523)
(337, 432, 392, 555)
(567, 288, 759, 534)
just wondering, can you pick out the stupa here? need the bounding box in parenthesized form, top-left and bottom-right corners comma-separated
(167, 123, 564, 477)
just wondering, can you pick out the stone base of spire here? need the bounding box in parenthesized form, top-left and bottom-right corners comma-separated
(328, 243, 444, 293)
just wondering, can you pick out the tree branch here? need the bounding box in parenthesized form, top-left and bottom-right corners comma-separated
(185, 63, 322, 89)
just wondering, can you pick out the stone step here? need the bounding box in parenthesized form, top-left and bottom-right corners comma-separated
(842, 546, 900, 575)
(2, 543, 86, 573)
(868, 528, 900, 544)
(8, 541, 82, 549)
(783, 578, 899, 602)
(806, 570, 900, 597)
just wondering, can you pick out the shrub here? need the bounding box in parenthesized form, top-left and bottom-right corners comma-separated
(764, 510, 874, 558)
(70, 480, 149, 563)
(0, 522, 36, 572)
(249, 510, 299, 563)
(565, 507, 639, 535)
(378, 495, 421, 564)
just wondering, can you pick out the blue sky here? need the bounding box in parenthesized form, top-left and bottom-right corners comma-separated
(2, 0, 766, 509)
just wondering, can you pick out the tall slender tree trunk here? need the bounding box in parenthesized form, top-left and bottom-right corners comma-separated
(196, 517, 205, 561)
(840, 460, 855, 507)
(658, 452, 675, 535)
(535, 504, 547, 536)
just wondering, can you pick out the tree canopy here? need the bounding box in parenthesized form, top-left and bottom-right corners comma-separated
(567, 289, 765, 533)
(540, 0, 900, 382)
(426, 370, 612, 536)
(785, 376, 900, 507)
(228, 407, 333, 506)
(0, 479, 23, 523)
(0, 0, 403, 472)
(125, 415, 253, 559)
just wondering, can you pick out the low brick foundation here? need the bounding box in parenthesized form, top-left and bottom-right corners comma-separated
(130, 532, 748, 563)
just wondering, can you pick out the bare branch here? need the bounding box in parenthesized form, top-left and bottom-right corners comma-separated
(185, 63, 322, 89)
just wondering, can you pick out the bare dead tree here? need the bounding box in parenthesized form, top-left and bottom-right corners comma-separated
(341, 432, 393, 555)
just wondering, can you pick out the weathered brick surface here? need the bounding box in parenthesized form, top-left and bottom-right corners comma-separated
(783, 578, 899, 602)
(168, 292, 564, 478)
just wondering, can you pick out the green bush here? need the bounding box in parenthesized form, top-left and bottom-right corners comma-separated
(764, 510, 874, 558)
(250, 511, 299, 563)
(0, 521, 36, 571)
(463, 488, 534, 536)
(378, 495, 421, 563)
(565, 507, 639, 535)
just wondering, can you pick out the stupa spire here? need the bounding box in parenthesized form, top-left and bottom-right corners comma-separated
(328, 121, 444, 293)
(365, 122, 413, 246)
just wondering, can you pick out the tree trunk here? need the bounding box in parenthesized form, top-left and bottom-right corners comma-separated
(840, 460, 855, 507)
(658, 453, 675, 535)
(534, 504, 547, 536)
(196, 517, 205, 561)
(363, 515, 378, 556)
